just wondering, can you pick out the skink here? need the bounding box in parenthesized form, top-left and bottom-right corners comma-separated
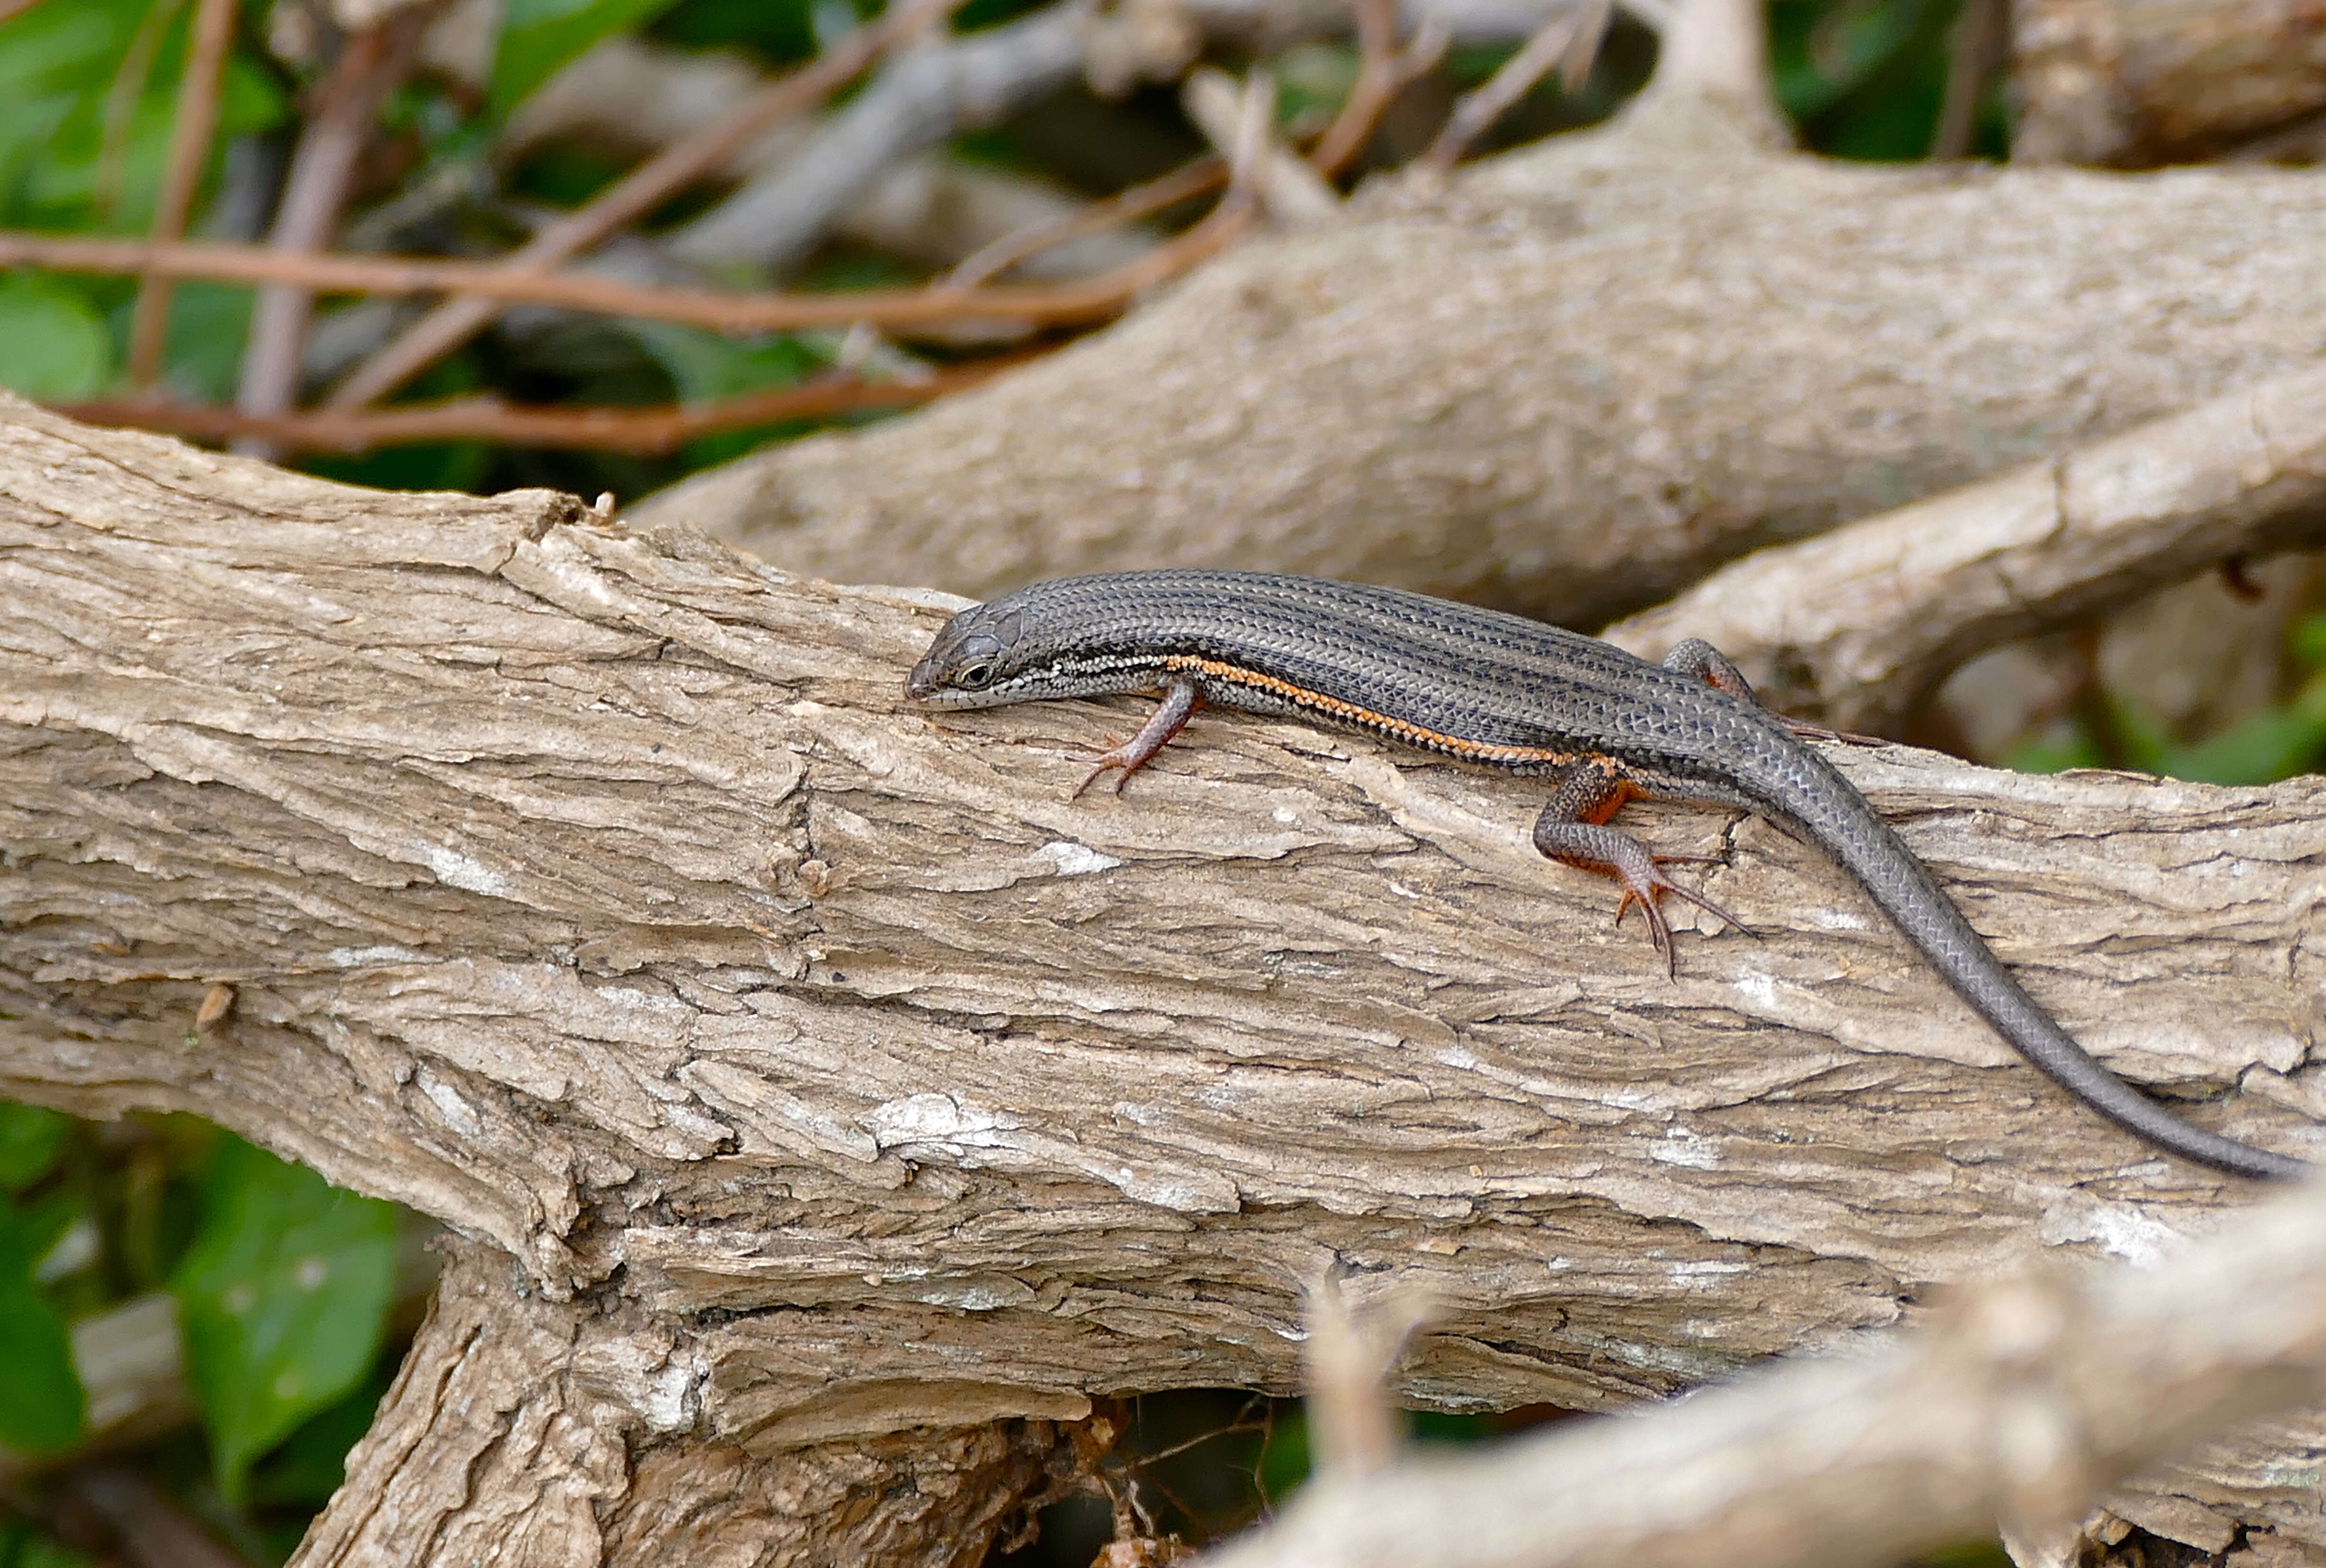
(906, 568, 2307, 1182)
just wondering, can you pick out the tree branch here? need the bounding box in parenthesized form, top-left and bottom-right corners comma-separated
(9, 397, 2326, 1558)
(634, 132, 2326, 631)
(234, 8, 437, 438)
(60, 359, 1018, 455)
(2013, 0, 2326, 166)
(664, 9, 1091, 279)
(1603, 361, 2326, 731)
(322, 0, 968, 410)
(1206, 1172, 2326, 1568)
(0, 226, 1225, 334)
(287, 1237, 1094, 1568)
(126, 0, 238, 391)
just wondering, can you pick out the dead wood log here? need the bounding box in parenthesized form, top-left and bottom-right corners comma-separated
(6, 397, 2326, 1559)
(629, 92, 2326, 633)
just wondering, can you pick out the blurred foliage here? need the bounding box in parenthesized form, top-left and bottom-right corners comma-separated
(172, 1135, 397, 1507)
(0, 0, 288, 234)
(490, 0, 687, 117)
(0, 1105, 82, 1457)
(0, 1106, 415, 1564)
(1770, 0, 2000, 158)
(0, 0, 2010, 504)
(2010, 613, 2326, 784)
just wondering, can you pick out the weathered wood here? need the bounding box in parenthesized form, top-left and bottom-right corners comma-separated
(630, 106, 2326, 631)
(291, 1237, 1092, 1568)
(1607, 361, 2326, 730)
(4, 399, 2325, 1555)
(1211, 1175, 2326, 1568)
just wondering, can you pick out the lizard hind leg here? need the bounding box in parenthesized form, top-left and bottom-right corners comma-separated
(1531, 760, 1751, 977)
(1659, 638, 1883, 747)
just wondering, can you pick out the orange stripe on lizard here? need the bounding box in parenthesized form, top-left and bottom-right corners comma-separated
(1163, 655, 1587, 767)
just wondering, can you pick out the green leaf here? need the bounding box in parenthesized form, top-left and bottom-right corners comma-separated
(108, 279, 253, 404)
(0, 1102, 70, 1194)
(491, 0, 688, 117)
(0, 0, 288, 232)
(623, 319, 823, 401)
(0, 272, 112, 399)
(0, 1203, 86, 1455)
(0, 1517, 96, 1568)
(244, 1362, 394, 1507)
(171, 1135, 396, 1507)
(1256, 1405, 1308, 1504)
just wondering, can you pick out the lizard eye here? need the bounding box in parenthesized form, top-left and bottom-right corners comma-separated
(953, 660, 996, 690)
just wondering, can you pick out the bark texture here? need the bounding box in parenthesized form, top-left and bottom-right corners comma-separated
(631, 110, 2326, 630)
(1604, 361, 2326, 731)
(2013, 0, 2326, 166)
(1213, 1176, 2326, 1568)
(291, 1237, 1091, 1568)
(6, 399, 2326, 1555)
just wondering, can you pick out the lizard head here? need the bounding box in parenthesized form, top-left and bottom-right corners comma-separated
(905, 598, 1034, 708)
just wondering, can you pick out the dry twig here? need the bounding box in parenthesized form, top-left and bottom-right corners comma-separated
(323, 0, 968, 410)
(0, 214, 1242, 334)
(1928, 0, 2006, 160)
(126, 0, 237, 389)
(64, 359, 1017, 455)
(1205, 1172, 2326, 1568)
(1302, 1277, 1436, 1479)
(1183, 68, 1340, 223)
(234, 8, 438, 436)
(1309, 0, 1450, 177)
(944, 159, 1224, 289)
(1423, 0, 1611, 171)
(664, 8, 1089, 280)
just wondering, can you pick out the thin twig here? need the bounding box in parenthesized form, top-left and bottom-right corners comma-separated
(97, 0, 185, 218)
(127, 0, 239, 390)
(665, 7, 1086, 279)
(1557, 0, 1616, 90)
(943, 157, 1225, 289)
(1422, 1, 1593, 171)
(1929, 0, 2006, 159)
(1185, 67, 1339, 223)
(1302, 1274, 1435, 1479)
(1312, 0, 1402, 178)
(63, 359, 1024, 456)
(1231, 67, 1276, 200)
(0, 203, 1253, 333)
(324, 0, 968, 411)
(235, 10, 435, 437)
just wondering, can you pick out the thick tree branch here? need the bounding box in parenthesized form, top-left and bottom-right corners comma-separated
(7, 398, 2326, 1557)
(634, 123, 2326, 633)
(2014, 0, 2326, 166)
